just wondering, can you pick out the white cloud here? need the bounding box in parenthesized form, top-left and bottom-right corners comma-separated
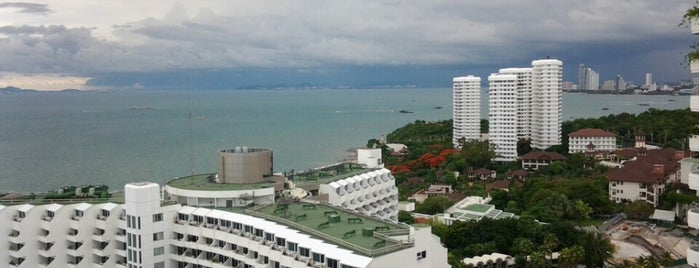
(0, 72, 89, 90)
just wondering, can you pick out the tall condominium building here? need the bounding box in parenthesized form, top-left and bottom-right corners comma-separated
(452, 75, 481, 147)
(485, 59, 563, 161)
(615, 75, 626, 91)
(530, 59, 563, 150)
(577, 63, 598, 90)
(0, 148, 447, 267)
(498, 68, 533, 139)
(645, 72, 653, 87)
(577, 64, 587, 91)
(488, 73, 518, 162)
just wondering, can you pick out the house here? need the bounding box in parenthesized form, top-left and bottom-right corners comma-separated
(485, 180, 520, 193)
(467, 168, 496, 181)
(505, 169, 529, 180)
(605, 149, 687, 207)
(408, 184, 453, 203)
(568, 128, 617, 154)
(520, 151, 567, 170)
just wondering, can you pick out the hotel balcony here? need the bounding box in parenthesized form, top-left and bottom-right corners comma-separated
(691, 204, 699, 230)
(692, 96, 699, 112)
(690, 166, 699, 191)
(688, 240, 699, 267)
(689, 135, 699, 152)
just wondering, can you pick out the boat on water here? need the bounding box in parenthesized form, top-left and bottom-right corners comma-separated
(601, 107, 609, 110)
(434, 106, 443, 110)
(398, 110, 413, 114)
(638, 103, 650, 106)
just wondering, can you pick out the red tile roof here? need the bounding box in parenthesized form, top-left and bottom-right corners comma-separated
(520, 151, 568, 161)
(606, 149, 687, 184)
(486, 180, 511, 192)
(568, 128, 616, 138)
(469, 168, 493, 175)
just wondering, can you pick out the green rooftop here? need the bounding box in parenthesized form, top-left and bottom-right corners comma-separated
(463, 203, 493, 213)
(292, 163, 378, 186)
(244, 202, 412, 257)
(167, 173, 276, 191)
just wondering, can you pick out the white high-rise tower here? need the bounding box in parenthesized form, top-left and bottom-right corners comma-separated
(488, 73, 518, 162)
(498, 68, 533, 139)
(452, 75, 481, 147)
(530, 59, 563, 149)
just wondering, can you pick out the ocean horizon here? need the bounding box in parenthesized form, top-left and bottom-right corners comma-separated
(0, 88, 689, 192)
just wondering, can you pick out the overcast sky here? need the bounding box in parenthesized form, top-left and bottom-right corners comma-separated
(0, 0, 694, 90)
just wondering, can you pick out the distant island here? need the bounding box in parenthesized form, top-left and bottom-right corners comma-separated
(0, 86, 84, 93)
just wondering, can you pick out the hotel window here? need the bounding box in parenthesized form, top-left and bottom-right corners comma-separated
(299, 247, 310, 257)
(287, 242, 298, 252)
(154, 262, 165, 268)
(327, 258, 339, 268)
(153, 213, 163, 222)
(265, 233, 274, 241)
(153, 232, 164, 241)
(154, 247, 164, 256)
(312, 253, 325, 264)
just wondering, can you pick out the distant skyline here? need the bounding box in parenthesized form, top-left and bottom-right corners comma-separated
(0, 1, 694, 90)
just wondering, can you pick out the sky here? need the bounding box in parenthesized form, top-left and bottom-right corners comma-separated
(0, 0, 695, 90)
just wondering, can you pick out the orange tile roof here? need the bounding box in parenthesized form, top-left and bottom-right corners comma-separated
(568, 128, 616, 138)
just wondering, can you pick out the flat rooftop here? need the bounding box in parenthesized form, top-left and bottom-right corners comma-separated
(242, 202, 411, 257)
(463, 203, 492, 213)
(167, 173, 279, 191)
(292, 163, 379, 186)
(0, 191, 126, 206)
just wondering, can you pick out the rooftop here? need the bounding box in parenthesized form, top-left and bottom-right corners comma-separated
(292, 163, 378, 186)
(0, 190, 126, 206)
(243, 202, 411, 256)
(167, 173, 279, 191)
(464, 203, 492, 213)
(568, 128, 616, 138)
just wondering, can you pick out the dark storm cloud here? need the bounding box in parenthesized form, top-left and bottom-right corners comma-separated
(0, 0, 695, 86)
(0, 2, 49, 14)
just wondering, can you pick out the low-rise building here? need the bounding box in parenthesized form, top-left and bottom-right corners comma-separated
(408, 185, 453, 203)
(467, 168, 496, 181)
(606, 149, 686, 206)
(520, 151, 567, 170)
(568, 128, 617, 154)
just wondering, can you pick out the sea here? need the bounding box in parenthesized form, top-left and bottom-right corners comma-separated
(0, 88, 690, 192)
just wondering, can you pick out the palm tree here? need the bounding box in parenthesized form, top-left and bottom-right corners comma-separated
(581, 232, 615, 267)
(558, 246, 585, 268)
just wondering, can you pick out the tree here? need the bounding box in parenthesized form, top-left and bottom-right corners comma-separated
(460, 139, 496, 169)
(569, 199, 593, 220)
(558, 246, 585, 268)
(416, 196, 455, 215)
(581, 232, 614, 268)
(517, 138, 533, 155)
(542, 233, 559, 267)
(398, 210, 415, 224)
(623, 200, 654, 219)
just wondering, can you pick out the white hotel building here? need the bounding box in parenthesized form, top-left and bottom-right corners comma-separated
(0, 148, 444, 268)
(0, 183, 447, 268)
(529, 59, 563, 150)
(452, 75, 482, 148)
(473, 59, 562, 162)
(683, 17, 699, 268)
(488, 73, 518, 162)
